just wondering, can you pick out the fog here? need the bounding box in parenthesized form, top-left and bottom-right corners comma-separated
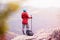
(7, 6, 60, 35)
(0, 0, 60, 35)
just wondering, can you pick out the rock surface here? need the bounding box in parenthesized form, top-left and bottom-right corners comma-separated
(11, 28, 60, 40)
(0, 32, 18, 40)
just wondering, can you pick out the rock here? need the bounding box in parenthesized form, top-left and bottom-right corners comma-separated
(11, 35, 36, 40)
(0, 32, 18, 40)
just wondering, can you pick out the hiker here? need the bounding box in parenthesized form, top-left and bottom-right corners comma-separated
(21, 9, 32, 35)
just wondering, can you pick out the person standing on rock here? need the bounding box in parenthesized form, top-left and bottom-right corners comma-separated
(21, 9, 32, 35)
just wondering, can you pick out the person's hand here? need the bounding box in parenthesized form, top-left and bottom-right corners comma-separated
(31, 15, 32, 19)
(30, 16, 32, 19)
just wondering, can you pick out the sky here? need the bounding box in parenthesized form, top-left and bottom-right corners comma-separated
(23, 0, 60, 8)
(0, 0, 60, 8)
(0, 0, 20, 3)
(0, 0, 26, 5)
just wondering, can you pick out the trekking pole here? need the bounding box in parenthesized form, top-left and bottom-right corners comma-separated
(31, 15, 32, 31)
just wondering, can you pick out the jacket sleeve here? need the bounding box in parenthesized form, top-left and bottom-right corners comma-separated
(21, 13, 23, 19)
(26, 13, 29, 18)
(26, 13, 32, 19)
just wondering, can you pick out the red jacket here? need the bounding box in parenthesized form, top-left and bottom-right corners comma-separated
(21, 12, 32, 24)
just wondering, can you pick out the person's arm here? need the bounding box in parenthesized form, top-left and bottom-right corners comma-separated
(29, 16, 32, 19)
(26, 13, 32, 19)
(21, 13, 23, 19)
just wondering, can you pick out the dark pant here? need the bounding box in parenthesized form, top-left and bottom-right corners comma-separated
(22, 24, 29, 35)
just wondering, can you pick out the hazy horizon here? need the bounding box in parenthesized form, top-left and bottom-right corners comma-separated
(0, 0, 60, 35)
(7, 6, 60, 35)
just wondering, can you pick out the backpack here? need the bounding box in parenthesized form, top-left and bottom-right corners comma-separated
(26, 30, 34, 36)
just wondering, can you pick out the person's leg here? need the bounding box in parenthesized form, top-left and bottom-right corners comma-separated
(22, 24, 25, 35)
(26, 24, 29, 30)
(26, 24, 29, 35)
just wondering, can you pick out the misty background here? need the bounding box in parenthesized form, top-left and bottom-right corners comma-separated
(7, 7, 60, 35)
(0, 0, 60, 35)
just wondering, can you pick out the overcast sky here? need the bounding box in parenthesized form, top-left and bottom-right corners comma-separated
(22, 0, 60, 8)
(0, 0, 60, 8)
